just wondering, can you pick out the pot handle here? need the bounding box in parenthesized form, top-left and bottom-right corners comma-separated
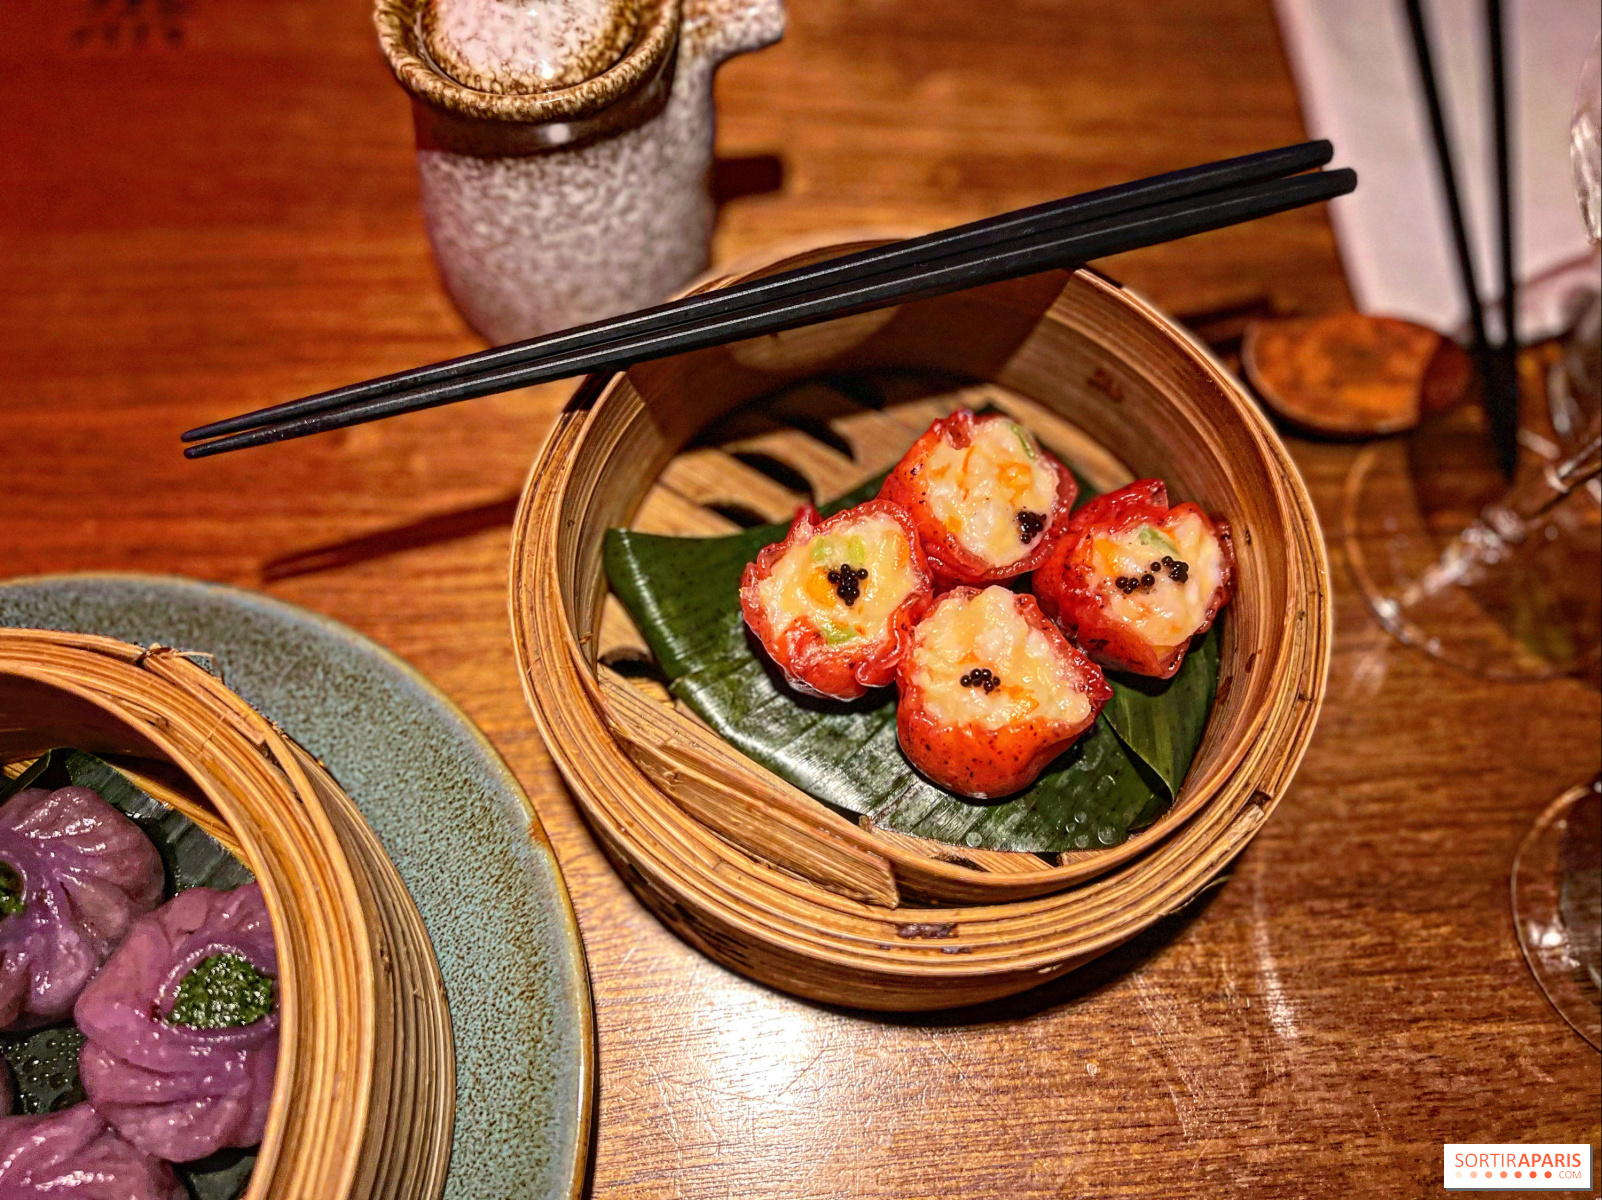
(681, 0, 785, 69)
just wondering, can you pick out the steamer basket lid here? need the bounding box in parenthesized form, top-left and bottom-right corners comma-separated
(422, 0, 639, 94)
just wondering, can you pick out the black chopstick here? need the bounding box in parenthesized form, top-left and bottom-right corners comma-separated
(182, 140, 1334, 444)
(1405, 0, 1488, 348)
(184, 166, 1356, 458)
(1486, 0, 1519, 477)
(1403, 0, 1518, 476)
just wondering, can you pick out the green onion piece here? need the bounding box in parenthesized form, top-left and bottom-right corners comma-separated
(845, 536, 867, 567)
(0, 861, 24, 918)
(165, 952, 275, 1029)
(819, 621, 857, 646)
(1010, 423, 1038, 459)
(1137, 527, 1179, 556)
(810, 537, 834, 563)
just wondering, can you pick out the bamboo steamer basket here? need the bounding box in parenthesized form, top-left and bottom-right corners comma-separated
(511, 239, 1331, 1010)
(0, 628, 453, 1199)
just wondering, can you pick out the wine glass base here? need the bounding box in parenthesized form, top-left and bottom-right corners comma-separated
(1512, 779, 1602, 1050)
(1342, 413, 1602, 682)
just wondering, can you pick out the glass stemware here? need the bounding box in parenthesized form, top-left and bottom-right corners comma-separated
(1513, 34, 1600, 1049)
(1505, 37, 1595, 1044)
(1341, 30, 1601, 1046)
(1342, 35, 1602, 683)
(1513, 774, 1601, 1050)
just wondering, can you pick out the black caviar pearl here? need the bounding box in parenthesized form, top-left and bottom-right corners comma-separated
(960, 667, 1001, 692)
(1140, 573, 1155, 588)
(826, 564, 869, 605)
(1015, 510, 1047, 543)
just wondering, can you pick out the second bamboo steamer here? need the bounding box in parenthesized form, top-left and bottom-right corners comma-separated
(0, 629, 453, 1199)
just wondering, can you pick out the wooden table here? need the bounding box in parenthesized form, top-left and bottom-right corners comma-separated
(4, 1, 1599, 1195)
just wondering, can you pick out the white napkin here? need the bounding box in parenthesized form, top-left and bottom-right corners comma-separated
(1274, 0, 1599, 340)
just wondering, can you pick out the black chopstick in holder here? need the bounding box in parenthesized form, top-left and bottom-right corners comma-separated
(1402, 0, 1519, 477)
(182, 141, 1334, 445)
(183, 165, 1356, 458)
(1404, 0, 1489, 349)
(1486, 0, 1519, 478)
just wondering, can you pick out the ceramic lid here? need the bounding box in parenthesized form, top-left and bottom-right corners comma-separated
(422, 0, 639, 94)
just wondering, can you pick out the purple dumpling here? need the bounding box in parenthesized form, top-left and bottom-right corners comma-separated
(0, 787, 165, 1031)
(0, 1103, 186, 1199)
(75, 883, 279, 1163)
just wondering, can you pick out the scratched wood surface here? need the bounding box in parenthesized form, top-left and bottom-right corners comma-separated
(3, 1, 1599, 1196)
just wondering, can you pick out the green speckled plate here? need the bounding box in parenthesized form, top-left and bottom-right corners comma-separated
(0, 573, 593, 1200)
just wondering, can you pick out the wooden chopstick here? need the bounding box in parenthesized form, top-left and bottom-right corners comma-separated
(182, 141, 1333, 446)
(184, 165, 1355, 458)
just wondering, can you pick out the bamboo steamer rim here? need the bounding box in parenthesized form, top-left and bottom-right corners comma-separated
(0, 627, 453, 1198)
(520, 462, 1323, 964)
(510, 241, 1332, 1007)
(575, 244, 1307, 898)
(513, 261, 1326, 919)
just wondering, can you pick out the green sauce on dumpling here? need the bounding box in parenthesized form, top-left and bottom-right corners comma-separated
(165, 953, 275, 1029)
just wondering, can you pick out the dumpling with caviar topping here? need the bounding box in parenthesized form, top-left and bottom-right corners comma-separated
(0, 1103, 186, 1199)
(75, 883, 279, 1163)
(896, 586, 1111, 799)
(1033, 479, 1234, 678)
(740, 498, 934, 701)
(0, 785, 165, 1031)
(878, 409, 1077, 589)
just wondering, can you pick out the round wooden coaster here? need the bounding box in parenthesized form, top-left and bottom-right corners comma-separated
(1242, 312, 1473, 438)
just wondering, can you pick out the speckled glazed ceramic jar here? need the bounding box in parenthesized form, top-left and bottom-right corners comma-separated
(376, 0, 783, 344)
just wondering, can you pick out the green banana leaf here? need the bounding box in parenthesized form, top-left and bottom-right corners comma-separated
(0, 749, 256, 1199)
(604, 470, 1220, 854)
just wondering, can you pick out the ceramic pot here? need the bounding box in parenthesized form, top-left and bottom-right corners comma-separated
(375, 0, 783, 344)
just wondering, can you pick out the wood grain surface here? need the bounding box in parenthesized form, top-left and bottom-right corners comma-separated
(3, 1, 1598, 1196)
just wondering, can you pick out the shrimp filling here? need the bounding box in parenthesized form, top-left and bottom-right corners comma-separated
(1090, 511, 1225, 651)
(756, 514, 923, 646)
(909, 586, 1094, 732)
(919, 421, 1058, 568)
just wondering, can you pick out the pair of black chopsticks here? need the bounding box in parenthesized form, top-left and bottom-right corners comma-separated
(1403, 0, 1520, 477)
(182, 141, 1356, 458)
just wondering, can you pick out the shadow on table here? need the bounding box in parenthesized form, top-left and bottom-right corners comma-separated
(258, 496, 522, 581)
(712, 153, 786, 208)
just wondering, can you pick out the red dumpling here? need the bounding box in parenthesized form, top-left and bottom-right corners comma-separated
(1033, 479, 1234, 678)
(739, 499, 934, 701)
(878, 409, 1077, 589)
(896, 586, 1111, 799)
